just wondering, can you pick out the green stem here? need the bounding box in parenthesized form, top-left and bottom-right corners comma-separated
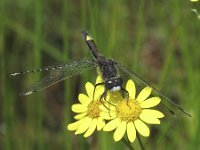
(122, 137, 135, 150)
(34, 0, 44, 149)
(62, 0, 72, 149)
(1, 0, 11, 150)
(133, 0, 145, 71)
(137, 134, 145, 150)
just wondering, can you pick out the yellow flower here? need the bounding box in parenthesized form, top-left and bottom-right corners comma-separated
(67, 76, 106, 137)
(190, 0, 199, 2)
(102, 80, 164, 142)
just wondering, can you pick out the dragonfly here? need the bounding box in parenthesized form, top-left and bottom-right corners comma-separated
(11, 31, 191, 117)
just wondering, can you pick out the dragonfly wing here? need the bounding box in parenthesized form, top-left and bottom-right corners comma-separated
(116, 62, 149, 88)
(21, 58, 97, 95)
(116, 62, 191, 117)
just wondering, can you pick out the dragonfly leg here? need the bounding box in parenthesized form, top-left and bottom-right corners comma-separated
(99, 89, 117, 117)
(93, 82, 105, 101)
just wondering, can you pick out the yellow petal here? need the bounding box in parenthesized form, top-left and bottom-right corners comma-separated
(134, 119, 150, 137)
(92, 76, 105, 100)
(78, 94, 91, 105)
(100, 104, 116, 112)
(67, 119, 83, 131)
(75, 117, 92, 134)
(141, 109, 165, 118)
(96, 76, 104, 84)
(97, 118, 105, 130)
(99, 103, 116, 114)
(85, 82, 94, 98)
(74, 112, 87, 120)
(101, 111, 116, 120)
(113, 121, 126, 141)
(107, 91, 123, 103)
(99, 105, 107, 111)
(94, 86, 104, 100)
(84, 118, 97, 137)
(139, 113, 161, 124)
(127, 122, 136, 142)
(126, 80, 136, 99)
(103, 118, 121, 131)
(136, 87, 152, 103)
(72, 104, 87, 113)
(140, 97, 161, 108)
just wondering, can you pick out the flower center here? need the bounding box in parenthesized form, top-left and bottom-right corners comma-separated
(87, 101, 101, 118)
(116, 100, 142, 122)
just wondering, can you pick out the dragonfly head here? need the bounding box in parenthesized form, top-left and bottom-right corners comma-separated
(105, 78, 123, 92)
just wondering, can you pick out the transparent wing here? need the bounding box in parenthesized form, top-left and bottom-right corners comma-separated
(116, 62, 191, 117)
(21, 58, 97, 95)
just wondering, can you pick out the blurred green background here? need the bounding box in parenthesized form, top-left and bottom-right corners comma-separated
(0, 0, 199, 150)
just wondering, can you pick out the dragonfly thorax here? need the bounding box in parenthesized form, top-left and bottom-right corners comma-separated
(97, 57, 119, 81)
(105, 77, 123, 92)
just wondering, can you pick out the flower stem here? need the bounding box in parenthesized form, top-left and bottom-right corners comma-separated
(137, 134, 145, 150)
(122, 137, 135, 150)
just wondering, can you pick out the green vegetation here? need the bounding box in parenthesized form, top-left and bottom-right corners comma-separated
(0, 0, 199, 149)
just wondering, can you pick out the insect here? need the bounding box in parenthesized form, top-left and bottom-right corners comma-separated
(11, 31, 191, 117)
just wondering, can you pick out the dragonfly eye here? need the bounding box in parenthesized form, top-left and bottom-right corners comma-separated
(105, 80, 114, 90)
(105, 78, 123, 92)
